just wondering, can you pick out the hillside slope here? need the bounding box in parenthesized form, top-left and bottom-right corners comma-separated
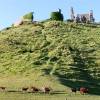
(0, 21, 100, 94)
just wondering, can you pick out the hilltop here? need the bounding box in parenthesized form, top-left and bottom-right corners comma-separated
(0, 21, 100, 95)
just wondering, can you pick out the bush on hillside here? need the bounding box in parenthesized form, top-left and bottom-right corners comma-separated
(67, 19, 74, 22)
(22, 12, 34, 22)
(50, 11, 64, 21)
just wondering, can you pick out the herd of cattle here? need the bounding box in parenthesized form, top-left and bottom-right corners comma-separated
(22, 86, 51, 93)
(71, 87, 88, 94)
(0, 86, 88, 95)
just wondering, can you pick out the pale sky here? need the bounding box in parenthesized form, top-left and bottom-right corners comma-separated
(0, 0, 99, 29)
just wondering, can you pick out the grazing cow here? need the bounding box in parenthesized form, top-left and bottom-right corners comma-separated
(41, 87, 51, 94)
(30, 86, 39, 93)
(80, 87, 88, 94)
(0, 87, 6, 91)
(71, 88, 77, 93)
(22, 87, 28, 92)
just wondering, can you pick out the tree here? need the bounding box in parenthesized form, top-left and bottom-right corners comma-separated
(50, 10, 64, 21)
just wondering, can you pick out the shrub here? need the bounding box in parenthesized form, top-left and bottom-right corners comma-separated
(67, 19, 74, 22)
(50, 11, 63, 21)
(22, 12, 34, 22)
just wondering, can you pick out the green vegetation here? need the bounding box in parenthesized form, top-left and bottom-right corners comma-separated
(22, 12, 33, 22)
(51, 11, 63, 21)
(0, 92, 100, 100)
(0, 21, 100, 99)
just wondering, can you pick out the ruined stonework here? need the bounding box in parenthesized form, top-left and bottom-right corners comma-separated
(70, 7, 95, 23)
(13, 12, 34, 27)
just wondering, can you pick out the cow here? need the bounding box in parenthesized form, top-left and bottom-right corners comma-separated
(71, 88, 77, 93)
(30, 86, 39, 93)
(0, 87, 6, 91)
(41, 87, 51, 94)
(80, 87, 89, 94)
(22, 87, 28, 92)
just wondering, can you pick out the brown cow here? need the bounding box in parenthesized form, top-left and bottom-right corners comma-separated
(30, 86, 39, 93)
(71, 88, 77, 93)
(0, 87, 6, 91)
(80, 87, 88, 94)
(22, 87, 28, 92)
(41, 87, 51, 94)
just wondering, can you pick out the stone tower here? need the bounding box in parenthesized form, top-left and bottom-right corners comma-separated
(70, 7, 75, 20)
(58, 8, 61, 13)
(89, 10, 94, 22)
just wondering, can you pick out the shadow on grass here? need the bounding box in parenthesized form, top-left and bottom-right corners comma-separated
(54, 47, 100, 95)
(7, 90, 60, 95)
(56, 77, 100, 95)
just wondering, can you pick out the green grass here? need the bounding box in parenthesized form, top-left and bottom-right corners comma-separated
(0, 21, 100, 99)
(0, 91, 100, 100)
(1, 75, 99, 100)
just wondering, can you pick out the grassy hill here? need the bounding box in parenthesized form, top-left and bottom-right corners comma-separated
(0, 21, 100, 96)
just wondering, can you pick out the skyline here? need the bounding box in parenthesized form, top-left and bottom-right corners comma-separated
(0, 0, 100, 29)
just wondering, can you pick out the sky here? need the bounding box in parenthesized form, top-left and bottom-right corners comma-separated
(0, 0, 100, 29)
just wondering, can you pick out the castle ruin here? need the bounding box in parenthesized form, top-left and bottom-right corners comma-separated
(70, 7, 95, 23)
